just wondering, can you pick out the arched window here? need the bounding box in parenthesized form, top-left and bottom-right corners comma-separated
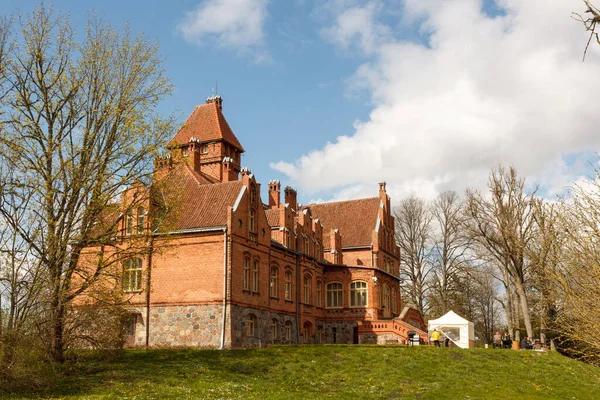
(303, 274, 312, 304)
(350, 281, 368, 307)
(246, 314, 256, 336)
(284, 270, 292, 300)
(123, 258, 143, 292)
(271, 319, 278, 341)
(243, 258, 250, 291)
(285, 321, 292, 341)
(303, 321, 312, 343)
(270, 266, 279, 298)
(316, 280, 322, 307)
(326, 282, 343, 308)
(392, 288, 398, 314)
(252, 260, 259, 292)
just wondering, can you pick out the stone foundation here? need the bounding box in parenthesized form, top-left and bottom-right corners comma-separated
(124, 304, 224, 347)
(322, 320, 357, 344)
(228, 304, 298, 347)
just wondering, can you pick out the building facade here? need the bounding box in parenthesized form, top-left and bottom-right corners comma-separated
(102, 96, 425, 348)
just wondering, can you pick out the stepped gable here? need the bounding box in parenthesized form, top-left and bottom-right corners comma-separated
(265, 208, 280, 228)
(167, 100, 245, 152)
(304, 197, 381, 249)
(156, 164, 244, 230)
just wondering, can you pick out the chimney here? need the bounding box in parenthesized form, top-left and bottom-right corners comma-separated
(284, 186, 297, 211)
(325, 229, 343, 265)
(222, 157, 238, 182)
(206, 95, 223, 111)
(379, 181, 386, 194)
(268, 180, 281, 209)
(187, 137, 202, 173)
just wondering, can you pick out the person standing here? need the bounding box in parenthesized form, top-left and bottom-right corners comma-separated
(431, 329, 441, 347)
(502, 332, 512, 349)
(493, 331, 502, 348)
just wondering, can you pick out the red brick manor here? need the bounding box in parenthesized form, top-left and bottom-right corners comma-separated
(116, 96, 425, 347)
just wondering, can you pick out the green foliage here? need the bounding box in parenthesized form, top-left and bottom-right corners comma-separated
(3, 346, 600, 399)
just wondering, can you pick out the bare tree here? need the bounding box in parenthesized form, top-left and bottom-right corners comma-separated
(550, 172, 600, 363)
(394, 196, 433, 315)
(572, 0, 600, 60)
(0, 6, 174, 362)
(429, 191, 471, 315)
(464, 166, 537, 339)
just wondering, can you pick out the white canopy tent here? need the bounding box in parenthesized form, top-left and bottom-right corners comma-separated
(428, 311, 475, 349)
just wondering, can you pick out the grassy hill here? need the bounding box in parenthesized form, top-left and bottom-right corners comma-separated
(6, 345, 600, 399)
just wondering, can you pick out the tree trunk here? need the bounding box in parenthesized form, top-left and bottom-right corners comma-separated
(49, 282, 65, 363)
(515, 282, 533, 339)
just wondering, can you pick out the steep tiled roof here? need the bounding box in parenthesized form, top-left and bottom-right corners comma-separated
(304, 197, 381, 249)
(265, 208, 280, 228)
(155, 164, 244, 231)
(166, 102, 245, 151)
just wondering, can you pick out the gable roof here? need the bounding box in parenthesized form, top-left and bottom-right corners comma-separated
(304, 197, 381, 249)
(155, 164, 244, 231)
(166, 102, 245, 151)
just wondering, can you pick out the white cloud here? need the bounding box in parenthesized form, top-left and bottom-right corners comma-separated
(177, 0, 271, 62)
(320, 1, 391, 54)
(272, 0, 600, 202)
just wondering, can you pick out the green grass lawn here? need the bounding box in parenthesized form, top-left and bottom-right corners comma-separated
(6, 345, 600, 399)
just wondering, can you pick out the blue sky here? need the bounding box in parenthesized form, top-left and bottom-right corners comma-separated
(2, 0, 599, 204)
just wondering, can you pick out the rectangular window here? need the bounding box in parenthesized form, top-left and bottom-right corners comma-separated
(285, 270, 292, 301)
(123, 258, 143, 292)
(246, 315, 255, 336)
(252, 260, 259, 293)
(270, 267, 278, 298)
(137, 208, 145, 234)
(303, 275, 311, 304)
(316, 281, 322, 307)
(271, 319, 278, 341)
(126, 210, 133, 235)
(243, 258, 250, 291)
(350, 281, 368, 307)
(249, 209, 256, 233)
(285, 321, 292, 341)
(202, 144, 209, 154)
(326, 282, 343, 308)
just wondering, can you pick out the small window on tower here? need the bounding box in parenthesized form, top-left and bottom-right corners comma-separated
(202, 144, 209, 154)
(182, 147, 188, 157)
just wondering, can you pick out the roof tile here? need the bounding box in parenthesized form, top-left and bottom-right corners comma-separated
(167, 102, 245, 151)
(304, 197, 381, 248)
(265, 208, 280, 227)
(156, 164, 243, 231)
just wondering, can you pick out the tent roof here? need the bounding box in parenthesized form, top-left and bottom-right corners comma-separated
(428, 310, 472, 326)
